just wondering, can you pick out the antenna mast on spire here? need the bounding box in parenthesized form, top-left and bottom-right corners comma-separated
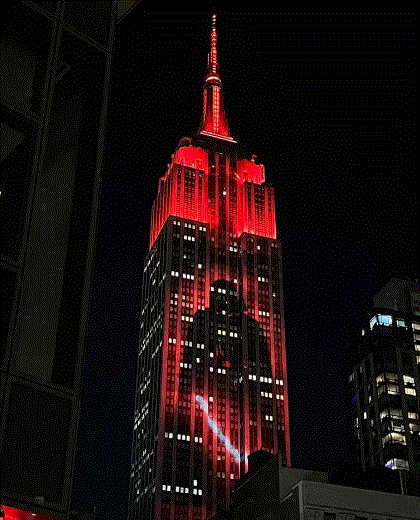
(199, 13, 234, 141)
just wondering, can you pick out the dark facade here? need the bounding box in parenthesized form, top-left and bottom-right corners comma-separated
(230, 451, 419, 520)
(128, 16, 290, 520)
(0, 1, 126, 518)
(348, 279, 420, 478)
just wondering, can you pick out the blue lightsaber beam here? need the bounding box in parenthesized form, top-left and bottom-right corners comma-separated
(195, 394, 244, 463)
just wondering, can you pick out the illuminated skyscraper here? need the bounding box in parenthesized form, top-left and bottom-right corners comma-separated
(128, 16, 290, 520)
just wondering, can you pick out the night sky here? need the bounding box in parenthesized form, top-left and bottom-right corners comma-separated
(71, 11, 416, 519)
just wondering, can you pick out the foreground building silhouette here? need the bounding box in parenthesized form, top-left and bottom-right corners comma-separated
(0, 2, 138, 519)
(128, 16, 290, 520)
(222, 451, 420, 520)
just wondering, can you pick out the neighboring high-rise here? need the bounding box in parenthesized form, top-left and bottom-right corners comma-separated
(128, 15, 290, 520)
(348, 279, 420, 477)
(0, 1, 137, 518)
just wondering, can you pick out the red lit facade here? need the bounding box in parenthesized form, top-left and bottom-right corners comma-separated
(1, 505, 59, 520)
(129, 16, 290, 520)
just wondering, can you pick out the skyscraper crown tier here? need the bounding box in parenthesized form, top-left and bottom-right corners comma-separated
(149, 14, 276, 248)
(149, 141, 275, 247)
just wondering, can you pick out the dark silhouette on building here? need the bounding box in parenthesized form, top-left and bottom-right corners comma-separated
(129, 15, 289, 520)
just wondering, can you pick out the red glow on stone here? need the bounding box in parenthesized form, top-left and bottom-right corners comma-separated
(1, 505, 59, 520)
(149, 147, 276, 248)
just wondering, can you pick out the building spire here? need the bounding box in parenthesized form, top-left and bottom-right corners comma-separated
(198, 14, 233, 140)
(209, 14, 218, 75)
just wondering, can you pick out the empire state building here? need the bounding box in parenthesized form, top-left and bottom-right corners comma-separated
(129, 15, 290, 520)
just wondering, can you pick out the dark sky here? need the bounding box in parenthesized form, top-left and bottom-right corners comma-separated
(71, 11, 417, 519)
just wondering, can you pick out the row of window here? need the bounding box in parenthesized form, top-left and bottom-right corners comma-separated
(369, 314, 420, 331)
(379, 409, 419, 420)
(164, 432, 203, 443)
(171, 271, 196, 279)
(181, 315, 194, 322)
(173, 221, 201, 231)
(377, 384, 416, 396)
(162, 484, 203, 495)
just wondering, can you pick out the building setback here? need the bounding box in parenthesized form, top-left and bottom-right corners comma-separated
(128, 16, 290, 520)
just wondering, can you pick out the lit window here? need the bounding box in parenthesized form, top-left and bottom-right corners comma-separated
(403, 375, 415, 385)
(390, 421, 404, 432)
(389, 409, 403, 419)
(377, 386, 386, 396)
(412, 322, 420, 330)
(405, 388, 416, 396)
(396, 319, 406, 328)
(382, 432, 406, 446)
(410, 423, 420, 432)
(370, 316, 378, 330)
(385, 372, 398, 383)
(388, 384, 400, 395)
(408, 411, 419, 420)
(378, 314, 392, 326)
(385, 458, 409, 470)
